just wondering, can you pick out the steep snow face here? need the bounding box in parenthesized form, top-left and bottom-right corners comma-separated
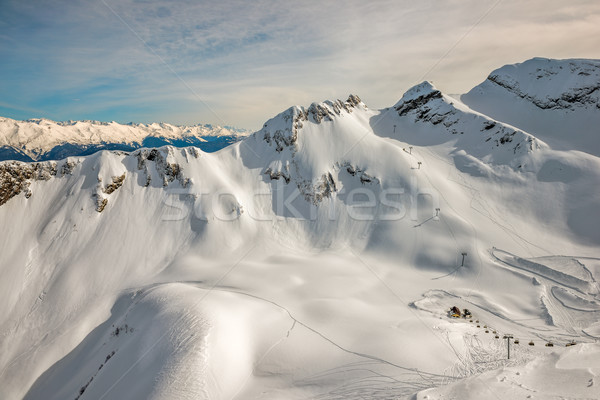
(462, 58, 600, 156)
(1, 84, 600, 400)
(0, 117, 249, 162)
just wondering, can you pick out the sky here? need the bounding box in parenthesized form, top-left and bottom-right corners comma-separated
(1, 0, 599, 130)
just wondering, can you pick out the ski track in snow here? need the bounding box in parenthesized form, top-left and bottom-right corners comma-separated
(107, 280, 455, 399)
(491, 248, 600, 339)
(197, 285, 453, 398)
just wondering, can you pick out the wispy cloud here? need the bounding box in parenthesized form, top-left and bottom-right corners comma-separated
(1, 0, 599, 129)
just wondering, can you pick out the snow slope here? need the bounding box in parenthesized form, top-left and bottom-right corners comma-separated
(1, 62, 599, 399)
(0, 117, 249, 162)
(462, 58, 600, 156)
(416, 343, 600, 399)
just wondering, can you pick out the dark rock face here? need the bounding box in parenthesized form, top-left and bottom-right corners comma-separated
(262, 107, 304, 153)
(263, 167, 291, 183)
(135, 148, 190, 188)
(395, 89, 443, 117)
(104, 174, 126, 195)
(340, 162, 380, 185)
(488, 74, 600, 110)
(394, 87, 459, 131)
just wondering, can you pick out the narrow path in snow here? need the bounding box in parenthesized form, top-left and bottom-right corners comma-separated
(205, 286, 449, 378)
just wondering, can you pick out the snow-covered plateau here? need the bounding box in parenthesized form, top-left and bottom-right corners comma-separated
(1, 58, 599, 400)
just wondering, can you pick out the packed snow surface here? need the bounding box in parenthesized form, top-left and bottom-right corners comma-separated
(1, 58, 599, 399)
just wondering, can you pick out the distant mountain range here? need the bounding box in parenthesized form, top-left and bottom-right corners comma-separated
(0, 118, 250, 161)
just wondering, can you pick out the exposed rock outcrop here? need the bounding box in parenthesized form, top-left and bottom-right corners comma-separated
(103, 174, 126, 195)
(135, 148, 190, 188)
(0, 161, 60, 206)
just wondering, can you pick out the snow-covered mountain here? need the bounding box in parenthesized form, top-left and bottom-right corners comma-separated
(0, 117, 249, 162)
(1, 59, 600, 400)
(462, 57, 600, 156)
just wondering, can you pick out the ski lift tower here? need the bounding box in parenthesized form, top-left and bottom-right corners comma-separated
(461, 252, 467, 266)
(503, 334, 514, 359)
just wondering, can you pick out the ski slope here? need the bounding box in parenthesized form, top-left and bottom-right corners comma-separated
(1, 58, 599, 399)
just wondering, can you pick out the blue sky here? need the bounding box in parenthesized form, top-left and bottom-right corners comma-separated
(1, 0, 599, 130)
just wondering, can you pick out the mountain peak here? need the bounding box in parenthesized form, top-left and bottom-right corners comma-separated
(394, 81, 440, 107)
(480, 58, 600, 110)
(259, 94, 368, 152)
(462, 57, 600, 156)
(390, 80, 545, 165)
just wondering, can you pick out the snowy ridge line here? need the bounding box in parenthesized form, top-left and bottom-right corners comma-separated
(392, 81, 545, 164)
(462, 58, 600, 156)
(122, 280, 455, 398)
